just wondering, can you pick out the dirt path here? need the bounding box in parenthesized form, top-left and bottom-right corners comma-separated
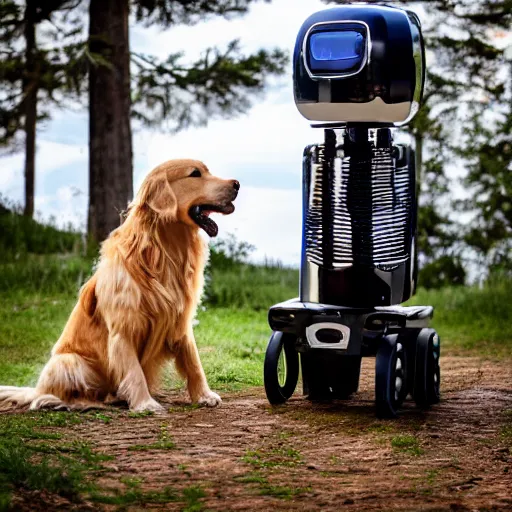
(10, 356, 512, 511)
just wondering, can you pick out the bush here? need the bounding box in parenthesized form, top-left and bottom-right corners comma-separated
(0, 197, 82, 262)
(418, 255, 466, 289)
(206, 262, 298, 310)
(410, 276, 512, 357)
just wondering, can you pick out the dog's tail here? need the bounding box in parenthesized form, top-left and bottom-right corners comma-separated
(0, 353, 107, 412)
(0, 386, 66, 411)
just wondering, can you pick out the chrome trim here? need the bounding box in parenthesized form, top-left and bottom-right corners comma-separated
(300, 260, 322, 303)
(297, 97, 412, 123)
(302, 20, 372, 80)
(396, 12, 425, 126)
(306, 322, 351, 350)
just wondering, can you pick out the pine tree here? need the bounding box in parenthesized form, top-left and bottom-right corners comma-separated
(461, 93, 512, 273)
(0, 0, 88, 218)
(1, 1, 286, 240)
(87, 0, 287, 244)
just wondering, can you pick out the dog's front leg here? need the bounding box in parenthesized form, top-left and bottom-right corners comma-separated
(174, 331, 221, 407)
(108, 332, 165, 413)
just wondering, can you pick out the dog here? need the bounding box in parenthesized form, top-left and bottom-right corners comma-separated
(0, 159, 239, 413)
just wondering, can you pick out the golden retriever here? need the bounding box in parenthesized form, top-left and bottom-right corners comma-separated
(0, 159, 239, 413)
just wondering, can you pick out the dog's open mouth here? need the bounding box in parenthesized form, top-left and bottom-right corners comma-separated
(189, 203, 235, 237)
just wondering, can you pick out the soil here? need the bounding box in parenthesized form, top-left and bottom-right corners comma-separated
(9, 356, 512, 511)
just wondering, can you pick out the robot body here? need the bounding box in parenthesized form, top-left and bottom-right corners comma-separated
(263, 3, 441, 418)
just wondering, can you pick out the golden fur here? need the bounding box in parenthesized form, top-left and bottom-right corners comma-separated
(0, 159, 239, 412)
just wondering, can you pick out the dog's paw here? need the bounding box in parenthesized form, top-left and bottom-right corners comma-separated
(197, 391, 222, 408)
(131, 398, 166, 414)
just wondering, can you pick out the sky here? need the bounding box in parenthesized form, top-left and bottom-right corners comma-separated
(1, 0, 510, 267)
(2, 0, 340, 266)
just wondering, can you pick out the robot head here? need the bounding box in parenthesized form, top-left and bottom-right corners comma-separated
(293, 4, 425, 126)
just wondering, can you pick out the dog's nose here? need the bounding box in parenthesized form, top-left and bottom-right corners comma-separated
(232, 180, 240, 191)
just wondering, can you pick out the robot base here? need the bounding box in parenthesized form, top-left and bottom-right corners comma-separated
(264, 299, 441, 418)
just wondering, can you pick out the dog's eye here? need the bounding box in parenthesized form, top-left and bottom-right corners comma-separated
(189, 169, 201, 178)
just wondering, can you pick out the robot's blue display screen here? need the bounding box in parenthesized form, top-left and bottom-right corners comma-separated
(309, 31, 364, 61)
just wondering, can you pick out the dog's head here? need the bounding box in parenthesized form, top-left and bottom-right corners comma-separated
(135, 159, 239, 237)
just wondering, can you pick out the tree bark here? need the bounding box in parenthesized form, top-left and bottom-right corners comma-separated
(88, 0, 133, 245)
(23, 0, 38, 218)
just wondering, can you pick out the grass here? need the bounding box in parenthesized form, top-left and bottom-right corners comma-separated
(179, 308, 273, 391)
(0, 209, 511, 508)
(259, 483, 312, 500)
(128, 425, 176, 451)
(0, 199, 82, 262)
(90, 484, 206, 509)
(2, 277, 511, 393)
(0, 411, 207, 510)
(90, 484, 206, 510)
(234, 471, 311, 501)
(391, 435, 424, 456)
(242, 446, 302, 469)
(0, 412, 108, 510)
(409, 278, 512, 359)
(206, 262, 298, 310)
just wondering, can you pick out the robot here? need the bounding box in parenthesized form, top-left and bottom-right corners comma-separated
(263, 3, 441, 418)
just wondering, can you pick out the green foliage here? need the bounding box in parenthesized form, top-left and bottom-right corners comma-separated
(410, 277, 512, 358)
(419, 255, 466, 289)
(90, 486, 178, 506)
(0, 411, 205, 509)
(206, 230, 298, 310)
(206, 263, 298, 310)
(459, 109, 512, 269)
(0, 440, 85, 501)
(0, 256, 92, 295)
(0, 199, 83, 262)
(209, 233, 256, 269)
(131, 40, 288, 131)
(1, 0, 288, 145)
(242, 446, 302, 469)
(0, 0, 88, 147)
(134, 0, 270, 26)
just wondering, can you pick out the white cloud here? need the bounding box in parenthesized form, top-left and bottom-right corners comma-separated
(0, 140, 87, 201)
(36, 185, 87, 230)
(0, 167, 17, 190)
(213, 186, 302, 265)
(132, 0, 326, 62)
(3, 141, 86, 177)
(138, 88, 313, 182)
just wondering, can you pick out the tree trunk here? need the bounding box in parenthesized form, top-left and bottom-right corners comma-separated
(23, 0, 37, 218)
(88, 0, 133, 245)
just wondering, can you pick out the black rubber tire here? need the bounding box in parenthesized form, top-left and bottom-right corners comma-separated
(264, 331, 300, 405)
(332, 356, 362, 399)
(413, 328, 441, 407)
(302, 352, 361, 401)
(375, 335, 407, 419)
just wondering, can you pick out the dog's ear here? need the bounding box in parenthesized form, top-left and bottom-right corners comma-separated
(80, 277, 97, 317)
(140, 177, 177, 219)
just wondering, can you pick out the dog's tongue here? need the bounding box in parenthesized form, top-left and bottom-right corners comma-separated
(201, 216, 218, 237)
(189, 206, 219, 237)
